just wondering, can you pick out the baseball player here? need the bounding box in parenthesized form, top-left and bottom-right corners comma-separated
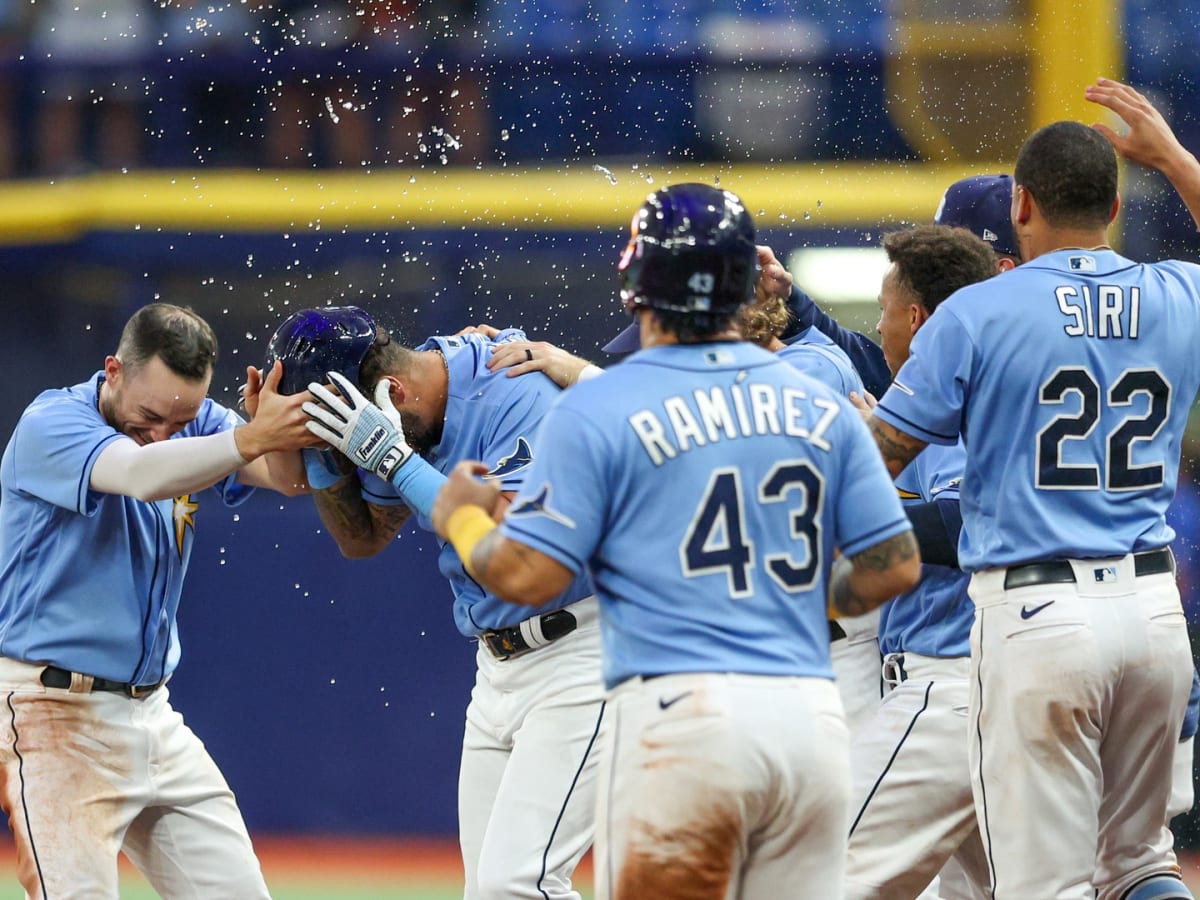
(868, 80, 1200, 899)
(487, 267, 889, 741)
(790, 167, 1200, 896)
(270, 307, 605, 900)
(781, 174, 1023, 403)
(0, 303, 317, 898)
(844, 223, 997, 900)
(428, 182, 922, 898)
(733, 286, 893, 738)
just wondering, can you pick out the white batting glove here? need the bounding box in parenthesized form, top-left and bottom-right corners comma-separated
(303, 371, 414, 480)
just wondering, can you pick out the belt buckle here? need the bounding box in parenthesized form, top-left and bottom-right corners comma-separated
(481, 631, 516, 661)
(127, 682, 159, 699)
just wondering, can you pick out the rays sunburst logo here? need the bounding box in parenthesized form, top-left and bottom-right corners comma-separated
(172, 494, 199, 558)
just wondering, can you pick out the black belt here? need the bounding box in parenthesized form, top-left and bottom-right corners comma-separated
(829, 620, 847, 641)
(480, 609, 578, 661)
(1003, 548, 1175, 591)
(40, 665, 165, 699)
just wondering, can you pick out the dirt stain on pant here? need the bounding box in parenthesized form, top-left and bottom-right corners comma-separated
(616, 801, 742, 900)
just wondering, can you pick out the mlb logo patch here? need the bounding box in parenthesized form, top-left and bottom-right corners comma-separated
(705, 349, 736, 365)
(1069, 255, 1097, 272)
(1093, 566, 1118, 583)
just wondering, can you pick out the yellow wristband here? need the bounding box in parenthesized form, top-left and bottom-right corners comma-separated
(445, 505, 498, 579)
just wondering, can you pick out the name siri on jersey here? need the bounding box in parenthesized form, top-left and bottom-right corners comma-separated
(1056, 283, 1141, 339)
(628, 381, 841, 466)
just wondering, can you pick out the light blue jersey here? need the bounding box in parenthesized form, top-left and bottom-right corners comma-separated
(0, 374, 252, 684)
(362, 332, 594, 636)
(878, 442, 972, 658)
(500, 342, 912, 689)
(875, 249, 1200, 570)
(777, 325, 866, 398)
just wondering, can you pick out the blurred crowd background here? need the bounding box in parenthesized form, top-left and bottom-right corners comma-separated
(3, 0, 1200, 848)
(0, 0, 1189, 175)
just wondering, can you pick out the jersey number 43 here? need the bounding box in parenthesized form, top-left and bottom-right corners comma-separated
(680, 460, 824, 598)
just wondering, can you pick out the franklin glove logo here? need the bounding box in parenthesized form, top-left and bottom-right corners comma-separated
(355, 425, 388, 463)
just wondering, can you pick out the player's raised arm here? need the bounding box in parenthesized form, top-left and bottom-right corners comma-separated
(1086, 77, 1200, 231)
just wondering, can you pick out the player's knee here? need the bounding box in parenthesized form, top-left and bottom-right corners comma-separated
(1122, 874, 1193, 900)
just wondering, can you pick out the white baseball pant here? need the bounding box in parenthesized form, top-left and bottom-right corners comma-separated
(594, 671, 850, 900)
(968, 554, 1193, 900)
(845, 653, 989, 900)
(460, 598, 606, 900)
(0, 657, 270, 899)
(832, 607, 884, 740)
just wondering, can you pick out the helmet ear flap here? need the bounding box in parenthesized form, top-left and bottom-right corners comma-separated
(264, 306, 377, 395)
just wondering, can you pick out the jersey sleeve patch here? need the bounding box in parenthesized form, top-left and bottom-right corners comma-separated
(507, 482, 576, 529)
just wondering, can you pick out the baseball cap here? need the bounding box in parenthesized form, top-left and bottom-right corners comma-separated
(934, 174, 1020, 258)
(603, 321, 641, 354)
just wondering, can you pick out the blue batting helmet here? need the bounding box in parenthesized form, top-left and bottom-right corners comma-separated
(618, 182, 758, 316)
(264, 306, 377, 395)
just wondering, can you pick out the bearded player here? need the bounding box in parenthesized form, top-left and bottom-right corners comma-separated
(265, 307, 604, 900)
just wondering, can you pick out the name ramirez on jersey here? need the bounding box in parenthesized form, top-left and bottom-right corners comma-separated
(628, 381, 841, 465)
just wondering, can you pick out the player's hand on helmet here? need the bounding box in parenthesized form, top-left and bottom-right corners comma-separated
(239, 365, 264, 418)
(303, 371, 414, 481)
(755, 245, 793, 304)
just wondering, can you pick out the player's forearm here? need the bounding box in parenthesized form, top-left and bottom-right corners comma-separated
(867, 416, 928, 479)
(312, 476, 403, 558)
(238, 450, 310, 496)
(90, 430, 246, 502)
(1160, 150, 1200, 232)
(829, 530, 921, 617)
(468, 531, 570, 605)
(444, 506, 574, 605)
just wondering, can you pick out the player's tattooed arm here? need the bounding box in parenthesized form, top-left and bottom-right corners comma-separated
(466, 530, 575, 606)
(867, 416, 928, 479)
(433, 460, 575, 605)
(829, 530, 921, 617)
(312, 475, 412, 559)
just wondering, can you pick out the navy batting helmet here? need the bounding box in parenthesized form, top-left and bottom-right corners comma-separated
(618, 182, 758, 316)
(264, 306, 377, 395)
